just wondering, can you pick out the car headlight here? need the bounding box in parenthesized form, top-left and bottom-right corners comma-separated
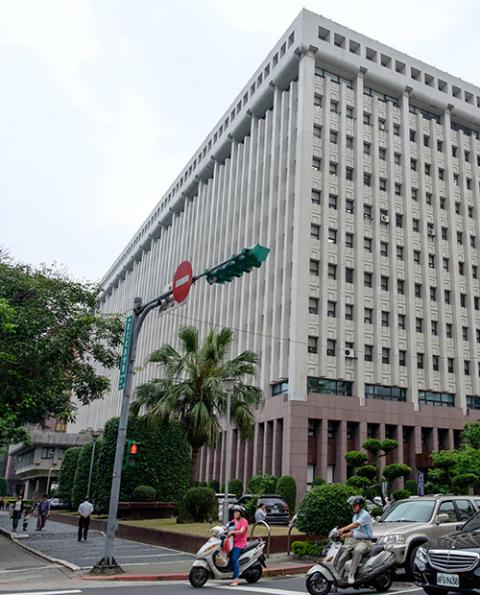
(379, 534, 406, 545)
(415, 546, 428, 564)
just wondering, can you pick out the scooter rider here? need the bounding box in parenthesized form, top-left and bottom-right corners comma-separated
(336, 495, 374, 584)
(226, 505, 249, 587)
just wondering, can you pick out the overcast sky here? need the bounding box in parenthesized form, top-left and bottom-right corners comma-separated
(1, 0, 479, 282)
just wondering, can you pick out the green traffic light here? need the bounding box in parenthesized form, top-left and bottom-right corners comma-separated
(206, 244, 270, 284)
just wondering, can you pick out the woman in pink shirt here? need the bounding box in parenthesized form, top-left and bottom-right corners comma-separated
(227, 506, 249, 586)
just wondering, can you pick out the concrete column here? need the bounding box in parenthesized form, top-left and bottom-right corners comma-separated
(272, 419, 282, 476)
(335, 421, 347, 482)
(263, 421, 273, 474)
(231, 429, 239, 479)
(431, 427, 439, 453)
(396, 426, 404, 465)
(282, 405, 308, 495)
(446, 429, 454, 450)
(218, 432, 225, 484)
(358, 422, 368, 450)
(244, 437, 254, 486)
(378, 424, 386, 476)
(236, 439, 245, 485)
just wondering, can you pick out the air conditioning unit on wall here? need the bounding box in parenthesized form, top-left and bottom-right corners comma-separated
(345, 348, 356, 358)
(380, 213, 390, 223)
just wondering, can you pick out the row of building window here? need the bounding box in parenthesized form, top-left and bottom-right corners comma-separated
(307, 377, 353, 395)
(307, 338, 480, 377)
(310, 262, 480, 304)
(313, 300, 480, 338)
(311, 188, 477, 219)
(312, 156, 480, 193)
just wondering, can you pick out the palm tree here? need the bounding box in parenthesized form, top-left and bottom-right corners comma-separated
(131, 326, 264, 481)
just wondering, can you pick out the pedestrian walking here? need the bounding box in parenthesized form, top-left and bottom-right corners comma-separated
(254, 502, 267, 524)
(10, 495, 24, 531)
(35, 494, 50, 531)
(77, 496, 94, 542)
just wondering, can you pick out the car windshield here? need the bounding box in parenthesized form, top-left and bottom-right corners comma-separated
(379, 500, 435, 523)
(461, 511, 480, 532)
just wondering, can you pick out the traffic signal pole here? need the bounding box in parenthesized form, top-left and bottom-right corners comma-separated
(92, 245, 269, 573)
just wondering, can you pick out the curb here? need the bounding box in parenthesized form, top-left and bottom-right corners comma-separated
(0, 525, 81, 572)
(80, 564, 312, 582)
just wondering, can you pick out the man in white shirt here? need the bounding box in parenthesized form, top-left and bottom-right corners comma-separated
(78, 497, 94, 542)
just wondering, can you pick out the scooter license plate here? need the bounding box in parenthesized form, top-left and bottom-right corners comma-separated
(437, 573, 459, 588)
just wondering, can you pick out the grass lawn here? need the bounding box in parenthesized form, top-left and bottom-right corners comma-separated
(120, 517, 303, 537)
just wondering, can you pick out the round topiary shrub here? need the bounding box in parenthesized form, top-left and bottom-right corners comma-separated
(276, 475, 297, 514)
(296, 483, 359, 536)
(248, 473, 278, 494)
(182, 487, 218, 522)
(370, 506, 384, 518)
(404, 479, 418, 495)
(392, 489, 411, 501)
(208, 479, 220, 492)
(355, 465, 378, 480)
(132, 485, 156, 502)
(346, 475, 371, 489)
(228, 479, 243, 498)
(311, 477, 326, 488)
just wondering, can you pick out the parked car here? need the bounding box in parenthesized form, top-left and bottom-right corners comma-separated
(48, 498, 68, 509)
(414, 509, 480, 594)
(215, 493, 237, 522)
(373, 495, 480, 575)
(232, 494, 290, 525)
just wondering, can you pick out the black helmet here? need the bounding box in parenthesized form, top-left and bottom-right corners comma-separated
(347, 495, 365, 507)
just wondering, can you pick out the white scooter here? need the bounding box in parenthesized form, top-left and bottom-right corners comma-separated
(305, 528, 395, 595)
(189, 524, 266, 588)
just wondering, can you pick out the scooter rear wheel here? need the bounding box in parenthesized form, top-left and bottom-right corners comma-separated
(189, 566, 209, 588)
(306, 572, 332, 595)
(243, 563, 263, 583)
(371, 571, 393, 592)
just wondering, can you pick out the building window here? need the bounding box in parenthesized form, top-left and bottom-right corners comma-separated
(396, 213, 403, 227)
(416, 317, 423, 332)
(417, 353, 424, 369)
(465, 360, 471, 376)
(363, 112, 371, 125)
(311, 224, 320, 239)
(328, 194, 338, 209)
(428, 254, 435, 268)
(446, 323, 453, 338)
(381, 276, 389, 291)
(328, 264, 337, 280)
(364, 272, 373, 287)
(364, 237, 372, 252)
(463, 326, 469, 341)
(364, 308, 373, 324)
(326, 339, 336, 357)
(431, 320, 438, 335)
(308, 336, 318, 354)
(412, 218, 420, 232)
(394, 153, 401, 166)
(329, 162, 338, 176)
(381, 311, 389, 327)
(430, 286, 437, 301)
(399, 350, 407, 367)
(448, 358, 454, 373)
(379, 178, 387, 192)
(398, 313, 406, 329)
(397, 245, 404, 260)
(411, 158, 417, 171)
(393, 123, 400, 136)
(379, 147, 386, 160)
(414, 250, 421, 264)
(312, 189, 321, 204)
(364, 142, 371, 155)
(309, 297, 319, 314)
(415, 283, 422, 297)
(397, 279, 405, 295)
(426, 192, 433, 205)
(345, 232, 354, 248)
(424, 134, 430, 147)
(312, 157, 321, 171)
(363, 204, 372, 219)
(345, 199, 354, 213)
(445, 289, 451, 304)
(459, 262, 465, 276)
(346, 167, 354, 181)
(364, 344, 373, 361)
(328, 228, 337, 244)
(346, 136, 354, 149)
(412, 187, 418, 200)
(365, 384, 406, 402)
(380, 242, 388, 257)
(329, 130, 338, 144)
(433, 355, 440, 371)
(346, 105, 354, 119)
(327, 301, 337, 317)
(460, 292, 466, 307)
(443, 258, 449, 272)
(307, 377, 353, 396)
(310, 259, 320, 275)
(425, 163, 431, 176)
(345, 268, 354, 283)
(364, 173, 371, 187)
(419, 390, 455, 407)
(314, 93, 322, 107)
(41, 447, 55, 460)
(441, 227, 448, 240)
(467, 396, 480, 410)
(382, 347, 390, 364)
(313, 124, 322, 138)
(410, 129, 416, 142)
(330, 100, 338, 113)
(345, 304, 354, 321)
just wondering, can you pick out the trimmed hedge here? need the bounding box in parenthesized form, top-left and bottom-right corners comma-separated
(94, 416, 191, 513)
(392, 489, 411, 501)
(57, 447, 81, 507)
(132, 485, 156, 502)
(208, 479, 220, 492)
(297, 483, 359, 536)
(182, 487, 217, 522)
(291, 540, 327, 557)
(276, 475, 297, 514)
(228, 479, 243, 498)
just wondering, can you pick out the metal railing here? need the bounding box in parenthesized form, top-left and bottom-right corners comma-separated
(287, 516, 297, 556)
(250, 520, 271, 558)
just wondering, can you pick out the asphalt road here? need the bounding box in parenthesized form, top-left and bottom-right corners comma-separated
(0, 578, 425, 595)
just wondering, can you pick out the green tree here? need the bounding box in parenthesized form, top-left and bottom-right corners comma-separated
(57, 447, 82, 507)
(132, 326, 263, 480)
(248, 473, 278, 494)
(71, 442, 99, 510)
(228, 479, 243, 498)
(462, 423, 480, 449)
(276, 475, 297, 514)
(0, 252, 123, 444)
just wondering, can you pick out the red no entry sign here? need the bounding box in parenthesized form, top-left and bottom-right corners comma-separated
(172, 260, 193, 303)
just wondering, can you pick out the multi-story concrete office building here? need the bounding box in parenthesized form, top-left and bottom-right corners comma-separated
(73, 9, 480, 495)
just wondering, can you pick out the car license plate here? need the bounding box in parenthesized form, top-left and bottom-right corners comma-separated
(437, 573, 459, 588)
(272, 507, 279, 513)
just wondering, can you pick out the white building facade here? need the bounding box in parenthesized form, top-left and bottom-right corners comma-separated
(73, 9, 480, 494)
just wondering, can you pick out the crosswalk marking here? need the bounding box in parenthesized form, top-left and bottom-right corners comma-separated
(212, 586, 306, 595)
(0, 591, 82, 595)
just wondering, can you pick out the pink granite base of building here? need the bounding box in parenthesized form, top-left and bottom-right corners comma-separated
(196, 393, 480, 498)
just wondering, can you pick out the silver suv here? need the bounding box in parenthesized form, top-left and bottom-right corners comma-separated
(373, 495, 480, 575)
